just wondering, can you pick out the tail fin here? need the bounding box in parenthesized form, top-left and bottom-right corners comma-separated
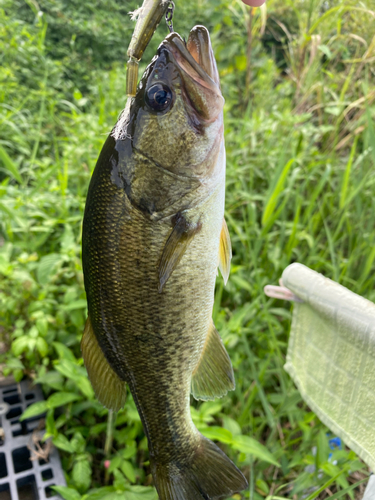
(152, 435, 248, 500)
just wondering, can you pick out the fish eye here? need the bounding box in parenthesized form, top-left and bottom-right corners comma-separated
(145, 83, 173, 112)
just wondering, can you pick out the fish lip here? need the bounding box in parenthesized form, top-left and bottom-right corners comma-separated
(159, 27, 220, 94)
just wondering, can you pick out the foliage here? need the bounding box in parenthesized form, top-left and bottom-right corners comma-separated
(1, 0, 374, 499)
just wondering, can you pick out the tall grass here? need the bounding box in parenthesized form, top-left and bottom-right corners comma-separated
(1, 0, 374, 498)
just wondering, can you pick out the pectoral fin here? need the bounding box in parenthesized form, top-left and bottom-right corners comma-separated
(191, 320, 235, 401)
(218, 218, 232, 285)
(81, 317, 127, 411)
(158, 213, 201, 292)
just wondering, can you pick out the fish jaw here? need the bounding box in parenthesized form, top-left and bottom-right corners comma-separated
(160, 26, 224, 123)
(186, 26, 221, 86)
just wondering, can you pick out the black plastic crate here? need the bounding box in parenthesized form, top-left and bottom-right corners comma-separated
(0, 381, 66, 500)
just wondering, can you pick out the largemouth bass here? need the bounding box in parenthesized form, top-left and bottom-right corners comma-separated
(82, 25, 248, 500)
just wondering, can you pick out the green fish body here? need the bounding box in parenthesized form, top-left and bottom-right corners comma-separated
(82, 26, 248, 500)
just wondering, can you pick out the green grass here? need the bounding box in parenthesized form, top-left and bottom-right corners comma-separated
(1, 0, 374, 498)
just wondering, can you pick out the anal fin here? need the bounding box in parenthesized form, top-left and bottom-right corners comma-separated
(218, 218, 232, 285)
(81, 316, 127, 411)
(191, 320, 235, 401)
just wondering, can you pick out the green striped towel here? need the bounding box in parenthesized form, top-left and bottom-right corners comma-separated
(282, 263, 375, 470)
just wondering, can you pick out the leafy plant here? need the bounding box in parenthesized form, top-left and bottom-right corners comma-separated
(0, 0, 373, 498)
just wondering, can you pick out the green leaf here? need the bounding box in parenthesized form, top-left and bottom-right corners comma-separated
(36, 317, 49, 337)
(201, 426, 233, 444)
(53, 342, 77, 362)
(90, 423, 107, 436)
(54, 358, 94, 398)
(54, 359, 80, 379)
(55, 414, 68, 430)
(366, 105, 375, 166)
(12, 336, 29, 356)
(324, 106, 342, 116)
(76, 377, 94, 399)
(231, 435, 280, 467)
(5, 358, 24, 370)
(84, 487, 117, 500)
(112, 469, 127, 490)
(316, 430, 330, 467)
(36, 253, 63, 285)
(0, 144, 22, 183)
(36, 337, 49, 357)
(262, 158, 295, 228)
(121, 460, 136, 483)
(53, 433, 75, 453)
(62, 299, 87, 311)
(51, 486, 81, 500)
(121, 444, 137, 459)
(71, 432, 86, 453)
(318, 44, 333, 59)
(235, 55, 247, 71)
(199, 402, 223, 418)
(222, 416, 242, 437)
(127, 486, 157, 500)
(20, 401, 48, 421)
(73, 458, 92, 493)
(14, 369, 24, 382)
(4, 359, 24, 382)
(45, 409, 57, 438)
(35, 371, 64, 391)
(108, 456, 122, 473)
(47, 391, 81, 409)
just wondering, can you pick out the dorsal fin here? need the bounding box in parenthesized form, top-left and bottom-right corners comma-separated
(218, 218, 232, 284)
(191, 319, 235, 401)
(81, 317, 127, 411)
(158, 213, 201, 292)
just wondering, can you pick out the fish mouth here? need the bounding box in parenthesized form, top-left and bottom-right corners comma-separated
(163, 26, 220, 88)
(161, 26, 224, 121)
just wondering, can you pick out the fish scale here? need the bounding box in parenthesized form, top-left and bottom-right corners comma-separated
(82, 26, 248, 500)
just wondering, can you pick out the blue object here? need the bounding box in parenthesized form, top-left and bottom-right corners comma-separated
(328, 437, 342, 450)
